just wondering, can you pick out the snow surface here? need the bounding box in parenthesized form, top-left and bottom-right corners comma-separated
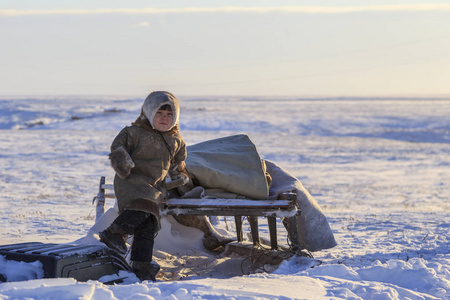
(0, 96, 449, 299)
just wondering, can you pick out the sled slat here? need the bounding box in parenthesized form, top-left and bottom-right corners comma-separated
(235, 216, 244, 242)
(101, 184, 114, 190)
(248, 216, 260, 246)
(268, 217, 278, 250)
(164, 198, 294, 209)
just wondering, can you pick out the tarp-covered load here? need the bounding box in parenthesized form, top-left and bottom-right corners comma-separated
(183, 134, 337, 251)
(185, 134, 270, 200)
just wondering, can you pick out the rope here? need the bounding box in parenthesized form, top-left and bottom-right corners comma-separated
(239, 225, 316, 275)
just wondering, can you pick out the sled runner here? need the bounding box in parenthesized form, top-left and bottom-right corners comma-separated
(94, 176, 301, 251)
(0, 242, 131, 283)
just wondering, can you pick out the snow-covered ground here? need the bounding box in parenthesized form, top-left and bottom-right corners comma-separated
(0, 96, 449, 299)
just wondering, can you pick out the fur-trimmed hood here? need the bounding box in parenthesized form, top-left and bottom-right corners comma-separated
(141, 91, 180, 131)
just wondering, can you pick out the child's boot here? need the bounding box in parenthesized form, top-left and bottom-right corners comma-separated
(99, 223, 128, 255)
(132, 261, 160, 281)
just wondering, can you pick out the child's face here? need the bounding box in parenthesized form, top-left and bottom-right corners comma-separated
(153, 109, 173, 132)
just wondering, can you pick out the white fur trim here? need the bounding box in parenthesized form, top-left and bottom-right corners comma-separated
(142, 91, 180, 131)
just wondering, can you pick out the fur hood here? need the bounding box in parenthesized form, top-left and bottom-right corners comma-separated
(141, 91, 180, 131)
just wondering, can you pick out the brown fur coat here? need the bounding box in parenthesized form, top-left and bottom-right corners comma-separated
(109, 94, 186, 228)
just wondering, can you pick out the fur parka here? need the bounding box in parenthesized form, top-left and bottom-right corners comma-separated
(109, 91, 186, 228)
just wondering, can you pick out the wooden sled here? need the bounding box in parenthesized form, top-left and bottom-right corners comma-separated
(94, 176, 302, 251)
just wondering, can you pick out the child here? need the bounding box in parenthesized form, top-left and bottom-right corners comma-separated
(99, 91, 187, 281)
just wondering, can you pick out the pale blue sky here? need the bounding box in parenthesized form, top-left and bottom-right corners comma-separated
(1, 1, 450, 96)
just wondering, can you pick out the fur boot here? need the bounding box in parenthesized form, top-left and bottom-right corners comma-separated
(99, 223, 128, 255)
(132, 261, 160, 281)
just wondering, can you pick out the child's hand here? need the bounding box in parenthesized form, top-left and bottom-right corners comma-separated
(169, 161, 189, 185)
(166, 173, 190, 190)
(170, 161, 186, 176)
(175, 161, 186, 173)
(109, 146, 135, 179)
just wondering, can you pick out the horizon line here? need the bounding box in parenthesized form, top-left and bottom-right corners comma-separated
(2, 5, 450, 17)
(1, 94, 449, 100)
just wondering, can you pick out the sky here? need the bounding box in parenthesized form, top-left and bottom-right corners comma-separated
(1, 1, 450, 97)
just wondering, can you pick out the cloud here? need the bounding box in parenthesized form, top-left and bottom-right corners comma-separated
(1, 5, 450, 17)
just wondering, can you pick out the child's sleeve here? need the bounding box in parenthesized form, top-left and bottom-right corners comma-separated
(169, 136, 187, 178)
(109, 127, 136, 179)
(110, 127, 133, 153)
(173, 138, 187, 168)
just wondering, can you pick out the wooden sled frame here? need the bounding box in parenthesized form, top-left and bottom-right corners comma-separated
(94, 176, 301, 251)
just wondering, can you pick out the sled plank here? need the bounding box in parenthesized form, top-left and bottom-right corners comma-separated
(164, 198, 295, 209)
